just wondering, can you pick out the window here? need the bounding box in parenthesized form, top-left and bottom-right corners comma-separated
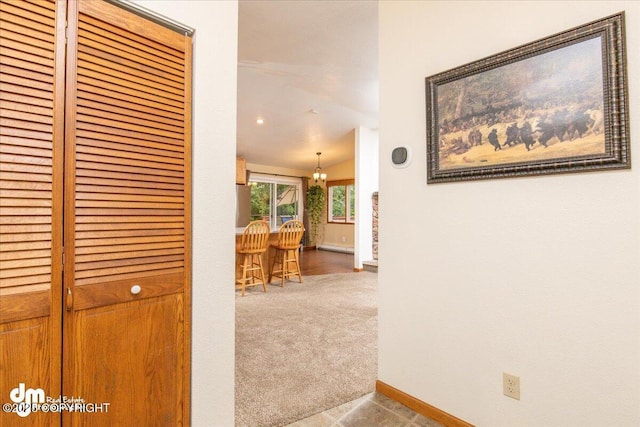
(249, 174, 302, 230)
(327, 179, 355, 223)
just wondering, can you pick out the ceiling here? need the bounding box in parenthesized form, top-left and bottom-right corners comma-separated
(236, 0, 378, 172)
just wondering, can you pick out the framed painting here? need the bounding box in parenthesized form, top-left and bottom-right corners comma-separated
(426, 12, 630, 183)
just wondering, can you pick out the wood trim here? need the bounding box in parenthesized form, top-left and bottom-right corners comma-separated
(326, 178, 354, 187)
(73, 272, 184, 310)
(376, 380, 474, 427)
(0, 290, 50, 323)
(353, 267, 363, 272)
(182, 32, 193, 427)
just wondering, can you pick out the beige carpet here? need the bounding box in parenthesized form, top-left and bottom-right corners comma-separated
(235, 272, 378, 427)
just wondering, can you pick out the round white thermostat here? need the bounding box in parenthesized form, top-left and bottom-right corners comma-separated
(391, 146, 412, 168)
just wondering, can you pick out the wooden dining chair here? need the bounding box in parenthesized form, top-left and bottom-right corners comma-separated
(269, 220, 305, 287)
(236, 220, 271, 296)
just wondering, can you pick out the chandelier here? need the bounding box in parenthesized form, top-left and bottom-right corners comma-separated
(313, 152, 327, 183)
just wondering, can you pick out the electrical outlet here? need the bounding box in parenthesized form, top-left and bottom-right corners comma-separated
(503, 373, 520, 400)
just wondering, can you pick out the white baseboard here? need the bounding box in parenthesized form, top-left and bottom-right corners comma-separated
(317, 244, 354, 254)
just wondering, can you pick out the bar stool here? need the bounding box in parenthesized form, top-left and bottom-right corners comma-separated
(236, 220, 270, 296)
(269, 220, 305, 287)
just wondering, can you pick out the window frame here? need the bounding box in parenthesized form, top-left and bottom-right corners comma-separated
(248, 173, 303, 230)
(327, 179, 355, 224)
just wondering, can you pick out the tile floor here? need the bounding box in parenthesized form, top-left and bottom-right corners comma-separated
(285, 392, 444, 427)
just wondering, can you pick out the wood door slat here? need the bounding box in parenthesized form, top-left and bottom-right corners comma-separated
(0, 189, 52, 200)
(0, 73, 53, 93)
(75, 207, 184, 217)
(0, 37, 54, 61)
(0, 63, 54, 85)
(0, 231, 51, 243)
(0, 273, 51, 288)
(0, 73, 53, 94)
(10, 0, 56, 19)
(77, 96, 184, 128)
(76, 30, 183, 80)
(0, 2, 55, 29)
(76, 159, 183, 178)
(0, 211, 51, 221)
(0, 117, 51, 134)
(0, 108, 53, 125)
(76, 122, 183, 147)
(23, 0, 55, 12)
(0, 83, 53, 105)
(74, 240, 183, 255)
(1, 99, 53, 117)
(77, 48, 183, 91)
(74, 35, 183, 86)
(75, 247, 183, 263)
(0, 282, 50, 296)
(78, 56, 183, 97)
(77, 74, 183, 110)
(76, 228, 183, 240)
(79, 11, 183, 59)
(76, 146, 183, 167)
(0, 265, 50, 279)
(77, 111, 184, 140)
(75, 184, 183, 197)
(76, 254, 183, 273)
(77, 82, 183, 115)
(76, 130, 184, 154)
(0, 180, 52, 191)
(75, 221, 183, 231)
(0, 248, 50, 262)
(76, 192, 183, 204)
(0, 215, 51, 225)
(76, 234, 184, 248)
(75, 200, 183, 210)
(0, 90, 53, 109)
(77, 63, 184, 104)
(0, 171, 52, 183)
(75, 176, 183, 191)
(76, 105, 184, 135)
(75, 215, 184, 224)
(75, 168, 183, 185)
(78, 18, 184, 71)
(0, 223, 51, 233)
(0, 28, 54, 53)
(0, 128, 52, 143)
(0, 166, 52, 178)
(0, 257, 50, 270)
(0, 14, 55, 43)
(0, 144, 53, 158)
(74, 267, 184, 287)
(0, 152, 52, 166)
(0, 136, 52, 151)
(0, 44, 54, 68)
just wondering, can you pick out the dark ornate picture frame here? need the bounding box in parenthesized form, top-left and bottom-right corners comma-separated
(426, 12, 630, 183)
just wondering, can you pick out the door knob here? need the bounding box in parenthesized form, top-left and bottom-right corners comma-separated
(130, 285, 142, 295)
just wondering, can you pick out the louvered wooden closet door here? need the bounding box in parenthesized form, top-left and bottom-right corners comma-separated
(0, 0, 64, 425)
(63, 1, 192, 425)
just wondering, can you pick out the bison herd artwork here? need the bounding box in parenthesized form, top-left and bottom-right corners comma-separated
(434, 37, 606, 171)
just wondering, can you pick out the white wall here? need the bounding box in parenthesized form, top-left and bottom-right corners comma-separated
(378, 2, 639, 427)
(355, 126, 379, 268)
(135, 1, 237, 425)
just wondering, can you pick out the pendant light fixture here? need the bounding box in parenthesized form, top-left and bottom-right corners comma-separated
(313, 152, 327, 183)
